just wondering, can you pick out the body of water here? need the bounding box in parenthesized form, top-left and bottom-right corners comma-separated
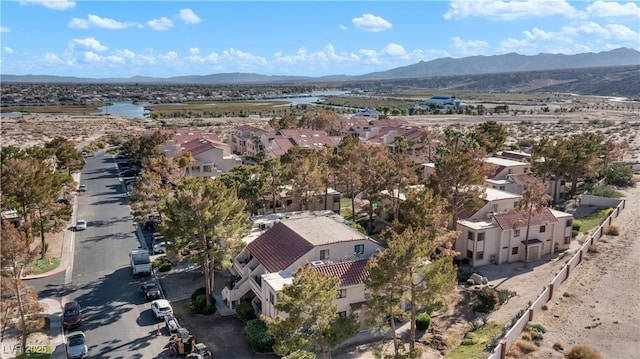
(98, 101, 149, 119)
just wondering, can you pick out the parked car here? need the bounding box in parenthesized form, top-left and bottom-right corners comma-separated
(78, 184, 87, 192)
(75, 220, 87, 231)
(120, 170, 139, 177)
(151, 299, 173, 320)
(63, 301, 82, 329)
(65, 331, 87, 359)
(140, 281, 161, 301)
(153, 241, 172, 254)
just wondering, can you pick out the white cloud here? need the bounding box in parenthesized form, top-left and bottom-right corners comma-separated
(147, 17, 173, 31)
(221, 48, 267, 65)
(444, 0, 578, 20)
(69, 14, 130, 29)
(383, 43, 408, 57)
(19, 0, 75, 10)
(177, 9, 201, 24)
(340, 24, 347, 31)
(498, 37, 537, 53)
(1, 26, 11, 33)
(68, 18, 88, 29)
(70, 37, 108, 51)
(449, 37, 491, 56)
(88, 14, 129, 29)
(43, 52, 64, 64)
(352, 14, 393, 32)
(83, 51, 101, 62)
(586, 1, 640, 18)
(4, 47, 14, 54)
(604, 23, 639, 41)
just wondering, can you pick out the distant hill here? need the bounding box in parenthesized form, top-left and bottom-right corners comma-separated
(2, 48, 639, 95)
(355, 47, 640, 80)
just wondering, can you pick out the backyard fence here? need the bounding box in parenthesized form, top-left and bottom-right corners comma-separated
(487, 198, 626, 359)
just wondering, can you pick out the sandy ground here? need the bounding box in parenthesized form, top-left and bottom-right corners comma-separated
(532, 182, 640, 358)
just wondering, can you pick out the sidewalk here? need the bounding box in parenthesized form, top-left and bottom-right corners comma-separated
(2, 172, 82, 358)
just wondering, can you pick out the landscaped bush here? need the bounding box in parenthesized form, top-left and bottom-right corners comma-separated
(189, 289, 216, 315)
(158, 263, 172, 272)
(603, 163, 635, 187)
(191, 287, 206, 301)
(466, 278, 475, 286)
(473, 287, 499, 313)
(604, 225, 620, 236)
(236, 302, 257, 321)
(565, 345, 602, 359)
(572, 230, 579, 238)
(588, 185, 620, 198)
(416, 312, 431, 331)
(572, 223, 581, 231)
(245, 319, 274, 353)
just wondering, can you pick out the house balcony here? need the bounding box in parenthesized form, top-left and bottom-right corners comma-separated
(221, 274, 253, 309)
(232, 254, 254, 276)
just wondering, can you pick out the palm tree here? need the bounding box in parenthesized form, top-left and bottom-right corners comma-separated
(517, 179, 552, 268)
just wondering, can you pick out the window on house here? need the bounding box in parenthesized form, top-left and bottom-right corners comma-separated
(512, 247, 518, 255)
(191, 165, 200, 172)
(564, 236, 571, 244)
(499, 186, 505, 191)
(354, 244, 364, 255)
(466, 250, 473, 259)
(540, 225, 546, 233)
(333, 196, 340, 203)
(508, 169, 512, 174)
(320, 249, 330, 260)
(286, 200, 293, 206)
(524, 167, 529, 173)
(477, 233, 485, 241)
(514, 229, 520, 237)
(467, 232, 474, 240)
(269, 292, 275, 304)
(476, 251, 484, 260)
(203, 165, 212, 173)
(337, 289, 347, 299)
(566, 219, 572, 228)
(337, 311, 347, 318)
(491, 204, 499, 212)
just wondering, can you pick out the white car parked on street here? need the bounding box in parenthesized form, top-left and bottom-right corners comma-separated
(151, 299, 173, 320)
(76, 220, 87, 231)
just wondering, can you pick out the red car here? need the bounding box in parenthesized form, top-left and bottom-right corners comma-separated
(63, 301, 82, 329)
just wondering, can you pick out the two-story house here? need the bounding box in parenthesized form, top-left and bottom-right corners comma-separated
(222, 211, 384, 327)
(158, 129, 242, 178)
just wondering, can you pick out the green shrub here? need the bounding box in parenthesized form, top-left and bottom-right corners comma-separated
(527, 322, 546, 334)
(191, 287, 206, 301)
(572, 223, 581, 231)
(461, 338, 475, 346)
(588, 185, 620, 198)
(498, 289, 514, 304)
(236, 302, 257, 321)
(201, 305, 215, 315)
(466, 278, 475, 286)
(245, 319, 274, 353)
(473, 287, 499, 313)
(416, 312, 431, 331)
(158, 263, 172, 272)
(572, 230, 579, 238)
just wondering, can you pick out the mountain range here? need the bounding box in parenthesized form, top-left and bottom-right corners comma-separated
(2, 48, 639, 95)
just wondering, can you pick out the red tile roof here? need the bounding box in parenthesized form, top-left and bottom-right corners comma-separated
(247, 222, 314, 272)
(493, 208, 558, 230)
(313, 259, 370, 287)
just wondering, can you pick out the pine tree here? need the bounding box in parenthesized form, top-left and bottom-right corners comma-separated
(266, 264, 358, 358)
(160, 177, 250, 306)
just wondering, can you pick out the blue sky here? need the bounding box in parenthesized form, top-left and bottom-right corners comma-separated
(1, 0, 639, 78)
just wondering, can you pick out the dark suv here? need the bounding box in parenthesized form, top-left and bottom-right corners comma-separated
(63, 301, 82, 329)
(140, 281, 161, 301)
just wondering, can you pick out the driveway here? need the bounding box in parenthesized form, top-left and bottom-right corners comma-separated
(158, 266, 279, 359)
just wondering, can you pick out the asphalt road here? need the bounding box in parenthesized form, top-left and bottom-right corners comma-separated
(32, 151, 170, 358)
